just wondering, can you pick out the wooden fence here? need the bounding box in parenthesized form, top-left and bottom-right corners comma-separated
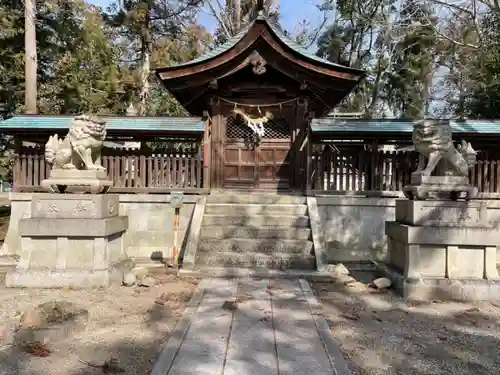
(14, 147, 206, 193)
(311, 148, 500, 194)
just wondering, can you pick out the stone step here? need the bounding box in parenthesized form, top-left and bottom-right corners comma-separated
(198, 238, 313, 254)
(205, 203, 308, 216)
(195, 252, 316, 270)
(202, 214, 310, 227)
(200, 226, 312, 240)
(207, 194, 306, 205)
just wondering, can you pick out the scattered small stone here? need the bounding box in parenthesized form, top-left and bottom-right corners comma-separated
(372, 277, 392, 289)
(21, 300, 88, 330)
(328, 263, 350, 278)
(122, 272, 136, 287)
(79, 357, 124, 373)
(137, 276, 157, 288)
(130, 266, 148, 279)
(0, 322, 18, 346)
(154, 299, 165, 306)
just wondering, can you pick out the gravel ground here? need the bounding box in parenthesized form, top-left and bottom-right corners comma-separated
(0, 274, 199, 375)
(312, 277, 500, 375)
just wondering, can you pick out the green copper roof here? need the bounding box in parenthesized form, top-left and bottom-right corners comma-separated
(165, 16, 360, 73)
(0, 116, 205, 133)
(311, 118, 500, 134)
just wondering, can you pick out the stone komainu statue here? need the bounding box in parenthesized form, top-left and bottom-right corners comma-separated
(45, 115, 107, 171)
(412, 119, 477, 178)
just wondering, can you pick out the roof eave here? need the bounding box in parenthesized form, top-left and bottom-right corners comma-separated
(156, 18, 365, 83)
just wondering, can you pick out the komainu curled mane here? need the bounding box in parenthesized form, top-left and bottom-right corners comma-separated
(412, 119, 477, 178)
(45, 115, 107, 171)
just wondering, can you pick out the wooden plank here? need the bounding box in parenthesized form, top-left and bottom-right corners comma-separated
(160, 155, 166, 187)
(166, 155, 171, 188)
(154, 157, 159, 188)
(33, 153, 39, 186)
(197, 152, 202, 188)
(326, 149, 332, 190)
(357, 151, 363, 191)
(332, 151, 338, 190)
(147, 155, 153, 188)
(496, 161, 500, 193)
(27, 153, 33, 187)
(140, 154, 146, 187)
(127, 155, 133, 187)
(39, 153, 46, 181)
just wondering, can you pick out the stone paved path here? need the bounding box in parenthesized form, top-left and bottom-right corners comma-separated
(151, 278, 351, 375)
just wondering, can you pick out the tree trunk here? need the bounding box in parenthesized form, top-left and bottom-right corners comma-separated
(138, 51, 150, 116)
(234, 0, 241, 32)
(24, 0, 37, 114)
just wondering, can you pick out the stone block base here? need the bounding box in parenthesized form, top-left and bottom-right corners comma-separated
(378, 263, 500, 301)
(5, 258, 133, 288)
(386, 222, 499, 280)
(385, 199, 500, 301)
(5, 193, 131, 288)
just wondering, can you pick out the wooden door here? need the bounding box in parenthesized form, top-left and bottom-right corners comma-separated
(223, 114, 291, 190)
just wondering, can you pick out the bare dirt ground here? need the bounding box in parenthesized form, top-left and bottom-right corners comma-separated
(312, 277, 500, 375)
(0, 274, 199, 375)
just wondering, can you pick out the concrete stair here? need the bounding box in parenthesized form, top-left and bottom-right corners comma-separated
(194, 194, 316, 270)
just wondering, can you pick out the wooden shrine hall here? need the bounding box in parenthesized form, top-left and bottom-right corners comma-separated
(156, 13, 365, 191)
(3, 12, 500, 195)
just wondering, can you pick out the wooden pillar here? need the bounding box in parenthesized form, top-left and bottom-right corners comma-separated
(13, 137, 22, 192)
(305, 111, 314, 193)
(292, 97, 308, 191)
(203, 118, 211, 189)
(210, 97, 223, 189)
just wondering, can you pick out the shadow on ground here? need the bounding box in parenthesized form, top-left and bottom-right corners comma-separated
(0, 277, 316, 375)
(312, 275, 500, 375)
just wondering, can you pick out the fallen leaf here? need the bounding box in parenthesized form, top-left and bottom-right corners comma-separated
(372, 314, 383, 322)
(222, 301, 238, 311)
(340, 312, 360, 321)
(23, 341, 51, 357)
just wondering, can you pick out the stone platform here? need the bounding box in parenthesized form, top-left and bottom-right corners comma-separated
(151, 278, 350, 375)
(5, 194, 131, 288)
(41, 169, 113, 194)
(384, 199, 500, 301)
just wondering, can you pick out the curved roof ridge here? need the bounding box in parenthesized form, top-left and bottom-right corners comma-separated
(167, 22, 254, 68)
(157, 16, 364, 75)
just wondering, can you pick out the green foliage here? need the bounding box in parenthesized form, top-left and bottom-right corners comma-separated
(463, 12, 500, 119)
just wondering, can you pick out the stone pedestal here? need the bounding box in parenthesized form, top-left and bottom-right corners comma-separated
(384, 199, 500, 301)
(41, 170, 113, 194)
(5, 194, 131, 288)
(403, 176, 478, 201)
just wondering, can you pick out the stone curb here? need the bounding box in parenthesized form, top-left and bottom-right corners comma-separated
(150, 278, 208, 375)
(298, 279, 352, 375)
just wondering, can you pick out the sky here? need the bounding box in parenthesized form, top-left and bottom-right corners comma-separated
(87, 0, 326, 35)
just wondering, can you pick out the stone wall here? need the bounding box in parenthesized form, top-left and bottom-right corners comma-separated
(315, 195, 500, 263)
(0, 193, 199, 263)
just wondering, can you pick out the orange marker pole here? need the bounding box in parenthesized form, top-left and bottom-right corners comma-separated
(172, 206, 180, 266)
